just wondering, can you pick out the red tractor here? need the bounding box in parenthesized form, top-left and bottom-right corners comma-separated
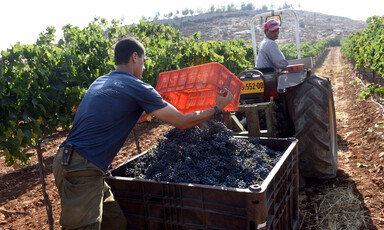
(225, 10, 338, 180)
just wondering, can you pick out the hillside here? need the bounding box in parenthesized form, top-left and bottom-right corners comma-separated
(157, 9, 367, 45)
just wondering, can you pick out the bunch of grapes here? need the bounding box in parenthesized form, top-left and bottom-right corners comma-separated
(125, 119, 283, 189)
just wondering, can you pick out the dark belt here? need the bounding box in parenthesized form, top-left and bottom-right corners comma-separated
(58, 147, 83, 159)
(57, 147, 102, 176)
(58, 143, 84, 166)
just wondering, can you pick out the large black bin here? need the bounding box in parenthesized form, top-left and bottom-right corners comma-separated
(105, 137, 299, 230)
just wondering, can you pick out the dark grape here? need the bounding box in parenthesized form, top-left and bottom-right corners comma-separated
(124, 119, 283, 189)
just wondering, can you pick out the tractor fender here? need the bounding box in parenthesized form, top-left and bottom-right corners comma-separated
(277, 70, 307, 93)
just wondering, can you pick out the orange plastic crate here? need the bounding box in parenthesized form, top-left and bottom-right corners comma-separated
(155, 63, 244, 114)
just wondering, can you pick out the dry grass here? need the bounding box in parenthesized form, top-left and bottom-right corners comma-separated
(300, 186, 368, 230)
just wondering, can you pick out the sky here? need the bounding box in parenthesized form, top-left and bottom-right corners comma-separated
(0, 0, 383, 52)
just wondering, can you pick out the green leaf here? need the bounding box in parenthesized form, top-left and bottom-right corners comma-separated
(357, 162, 367, 167)
(17, 129, 24, 143)
(32, 98, 39, 106)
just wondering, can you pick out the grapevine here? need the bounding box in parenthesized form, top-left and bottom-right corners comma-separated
(341, 16, 384, 76)
(280, 39, 331, 60)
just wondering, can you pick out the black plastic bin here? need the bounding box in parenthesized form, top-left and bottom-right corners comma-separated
(105, 137, 299, 230)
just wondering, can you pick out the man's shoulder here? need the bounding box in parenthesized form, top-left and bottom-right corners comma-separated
(264, 37, 277, 45)
(107, 70, 135, 79)
(107, 71, 150, 86)
(260, 38, 276, 51)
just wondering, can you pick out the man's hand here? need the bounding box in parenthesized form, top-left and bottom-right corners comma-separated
(215, 88, 233, 111)
(152, 88, 234, 130)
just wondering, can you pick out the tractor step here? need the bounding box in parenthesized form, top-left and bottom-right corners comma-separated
(224, 101, 275, 137)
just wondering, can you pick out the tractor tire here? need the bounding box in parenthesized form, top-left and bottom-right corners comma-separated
(293, 75, 338, 179)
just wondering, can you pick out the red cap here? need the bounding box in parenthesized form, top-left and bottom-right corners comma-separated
(264, 19, 280, 31)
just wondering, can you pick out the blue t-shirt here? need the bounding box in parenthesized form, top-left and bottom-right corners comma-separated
(61, 71, 168, 172)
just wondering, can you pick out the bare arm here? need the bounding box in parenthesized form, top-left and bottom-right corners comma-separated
(152, 89, 233, 130)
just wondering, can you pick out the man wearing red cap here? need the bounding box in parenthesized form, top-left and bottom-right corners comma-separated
(256, 19, 288, 71)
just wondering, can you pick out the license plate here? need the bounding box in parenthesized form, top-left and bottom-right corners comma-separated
(241, 79, 264, 94)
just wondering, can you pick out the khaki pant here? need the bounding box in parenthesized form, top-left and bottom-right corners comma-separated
(53, 148, 126, 230)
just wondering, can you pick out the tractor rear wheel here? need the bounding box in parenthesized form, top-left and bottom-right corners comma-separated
(293, 75, 338, 179)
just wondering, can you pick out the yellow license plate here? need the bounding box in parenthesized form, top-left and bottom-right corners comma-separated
(241, 79, 264, 94)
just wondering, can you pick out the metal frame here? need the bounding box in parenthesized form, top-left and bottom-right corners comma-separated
(251, 9, 301, 67)
(223, 101, 276, 137)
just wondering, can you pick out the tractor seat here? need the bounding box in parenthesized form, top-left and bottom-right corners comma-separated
(256, 67, 275, 73)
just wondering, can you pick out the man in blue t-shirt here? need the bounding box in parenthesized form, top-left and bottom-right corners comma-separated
(52, 37, 233, 229)
(256, 19, 288, 72)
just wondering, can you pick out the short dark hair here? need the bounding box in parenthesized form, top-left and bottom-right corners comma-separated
(114, 37, 145, 65)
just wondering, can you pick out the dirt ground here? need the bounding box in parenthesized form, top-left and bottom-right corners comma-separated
(0, 47, 383, 229)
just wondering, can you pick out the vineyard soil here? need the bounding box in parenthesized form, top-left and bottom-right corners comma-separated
(0, 47, 383, 229)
